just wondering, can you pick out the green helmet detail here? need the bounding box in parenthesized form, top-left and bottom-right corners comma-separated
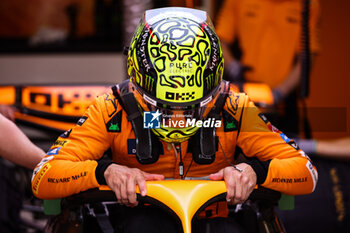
(127, 7, 224, 143)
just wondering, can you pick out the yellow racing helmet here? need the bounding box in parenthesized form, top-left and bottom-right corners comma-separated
(127, 7, 224, 143)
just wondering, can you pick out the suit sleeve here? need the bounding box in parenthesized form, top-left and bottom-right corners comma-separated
(236, 94, 318, 195)
(31, 95, 111, 199)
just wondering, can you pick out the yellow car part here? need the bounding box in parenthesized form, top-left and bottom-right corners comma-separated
(100, 180, 226, 233)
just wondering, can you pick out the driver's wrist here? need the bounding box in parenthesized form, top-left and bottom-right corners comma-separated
(95, 160, 116, 185)
(244, 159, 271, 185)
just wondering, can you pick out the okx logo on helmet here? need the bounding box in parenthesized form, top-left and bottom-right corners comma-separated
(127, 7, 224, 143)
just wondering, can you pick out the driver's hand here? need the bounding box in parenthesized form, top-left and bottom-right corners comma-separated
(104, 164, 164, 206)
(209, 163, 257, 205)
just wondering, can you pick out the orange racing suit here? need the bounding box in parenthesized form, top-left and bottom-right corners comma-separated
(32, 82, 318, 212)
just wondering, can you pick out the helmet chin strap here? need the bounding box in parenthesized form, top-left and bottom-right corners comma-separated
(113, 80, 161, 164)
(201, 89, 227, 155)
(188, 87, 228, 164)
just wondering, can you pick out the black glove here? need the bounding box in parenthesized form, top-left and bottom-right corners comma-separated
(272, 88, 285, 106)
(225, 61, 252, 83)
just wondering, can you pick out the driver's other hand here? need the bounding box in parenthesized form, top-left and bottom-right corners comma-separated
(104, 164, 164, 207)
(209, 163, 257, 205)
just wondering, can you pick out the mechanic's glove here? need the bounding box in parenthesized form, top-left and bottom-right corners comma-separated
(225, 61, 252, 83)
(293, 138, 317, 155)
(272, 88, 285, 106)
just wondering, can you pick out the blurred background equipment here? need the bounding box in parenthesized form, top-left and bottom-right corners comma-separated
(0, 85, 111, 132)
(122, 0, 153, 46)
(1, 0, 350, 232)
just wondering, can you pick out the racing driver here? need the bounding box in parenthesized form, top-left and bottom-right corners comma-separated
(31, 7, 318, 233)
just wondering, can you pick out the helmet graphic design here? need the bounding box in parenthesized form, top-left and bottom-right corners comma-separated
(127, 7, 224, 143)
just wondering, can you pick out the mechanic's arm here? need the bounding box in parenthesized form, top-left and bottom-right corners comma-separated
(0, 104, 16, 122)
(0, 113, 45, 169)
(237, 96, 317, 195)
(297, 137, 350, 161)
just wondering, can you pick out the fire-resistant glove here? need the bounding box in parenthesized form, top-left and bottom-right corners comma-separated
(225, 61, 252, 83)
